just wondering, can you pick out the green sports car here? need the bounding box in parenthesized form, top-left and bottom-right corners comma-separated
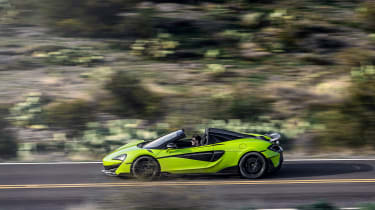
(102, 128, 283, 179)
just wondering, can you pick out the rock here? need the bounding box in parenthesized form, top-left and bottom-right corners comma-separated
(239, 42, 271, 59)
(136, 1, 154, 9)
(300, 34, 346, 53)
(154, 3, 191, 12)
(241, 12, 266, 28)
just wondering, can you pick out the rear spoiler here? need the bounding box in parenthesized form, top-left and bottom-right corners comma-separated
(267, 133, 281, 145)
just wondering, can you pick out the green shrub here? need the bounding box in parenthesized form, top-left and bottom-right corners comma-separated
(300, 54, 334, 66)
(35, 141, 65, 153)
(0, 0, 20, 23)
(48, 119, 170, 154)
(205, 64, 228, 78)
(0, 105, 17, 159)
(32, 47, 104, 66)
(269, 9, 288, 25)
(360, 203, 375, 210)
(39, 0, 124, 35)
(8, 0, 38, 10)
(77, 119, 164, 154)
(80, 67, 114, 83)
(346, 65, 375, 146)
(104, 71, 162, 118)
(9, 92, 49, 128)
(3, 0, 39, 24)
(196, 118, 312, 149)
(298, 202, 338, 210)
(228, 92, 272, 121)
(0, 0, 11, 12)
(358, 1, 375, 32)
(130, 33, 179, 59)
(206, 91, 273, 121)
(336, 47, 375, 67)
(216, 30, 252, 43)
(241, 12, 267, 28)
(205, 49, 221, 59)
(116, 8, 155, 38)
(312, 65, 375, 148)
(27, 119, 171, 155)
(277, 22, 299, 51)
(44, 99, 95, 137)
(36, 0, 154, 38)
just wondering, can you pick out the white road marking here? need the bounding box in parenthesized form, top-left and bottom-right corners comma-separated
(0, 159, 374, 165)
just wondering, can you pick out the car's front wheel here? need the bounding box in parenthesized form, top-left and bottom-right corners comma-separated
(131, 156, 160, 180)
(239, 152, 268, 179)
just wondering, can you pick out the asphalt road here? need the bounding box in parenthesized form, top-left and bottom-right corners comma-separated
(0, 159, 375, 210)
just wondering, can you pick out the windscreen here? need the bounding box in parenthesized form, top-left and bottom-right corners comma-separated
(143, 130, 185, 149)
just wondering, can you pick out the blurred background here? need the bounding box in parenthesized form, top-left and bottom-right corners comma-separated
(1, 0, 375, 161)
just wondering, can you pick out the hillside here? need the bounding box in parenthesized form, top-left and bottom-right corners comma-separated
(0, 0, 375, 160)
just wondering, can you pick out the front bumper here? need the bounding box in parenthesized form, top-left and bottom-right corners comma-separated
(102, 169, 118, 176)
(102, 162, 132, 177)
(102, 164, 120, 176)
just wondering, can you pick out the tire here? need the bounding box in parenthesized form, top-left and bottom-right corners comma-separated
(131, 156, 160, 180)
(239, 152, 268, 179)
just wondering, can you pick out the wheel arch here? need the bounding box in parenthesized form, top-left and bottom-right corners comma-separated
(130, 155, 161, 176)
(238, 151, 268, 167)
(238, 151, 269, 179)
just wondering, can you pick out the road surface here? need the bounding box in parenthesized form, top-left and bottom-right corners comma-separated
(0, 159, 374, 210)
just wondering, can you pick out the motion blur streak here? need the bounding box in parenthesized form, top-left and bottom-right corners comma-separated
(1, 179, 375, 190)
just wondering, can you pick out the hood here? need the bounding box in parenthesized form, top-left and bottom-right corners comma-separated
(103, 140, 145, 161)
(113, 140, 145, 152)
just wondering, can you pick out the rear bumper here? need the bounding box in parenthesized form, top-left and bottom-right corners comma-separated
(267, 152, 283, 173)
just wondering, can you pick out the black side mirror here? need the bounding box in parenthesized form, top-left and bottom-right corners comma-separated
(166, 143, 177, 149)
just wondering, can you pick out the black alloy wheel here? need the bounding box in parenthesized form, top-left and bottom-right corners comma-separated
(131, 156, 160, 179)
(239, 152, 268, 179)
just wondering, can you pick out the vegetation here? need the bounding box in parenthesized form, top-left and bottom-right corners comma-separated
(0, 105, 17, 159)
(1, 0, 375, 159)
(76, 119, 167, 154)
(37, 0, 137, 37)
(297, 202, 375, 210)
(229, 93, 272, 121)
(8, 93, 49, 128)
(314, 65, 375, 148)
(32, 47, 104, 66)
(103, 71, 163, 119)
(360, 203, 375, 210)
(298, 202, 338, 210)
(131, 33, 179, 59)
(358, 1, 375, 32)
(336, 48, 375, 67)
(44, 99, 95, 137)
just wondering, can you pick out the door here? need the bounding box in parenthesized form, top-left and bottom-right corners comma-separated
(156, 144, 215, 173)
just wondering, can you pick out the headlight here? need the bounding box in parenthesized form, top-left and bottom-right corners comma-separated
(112, 154, 127, 161)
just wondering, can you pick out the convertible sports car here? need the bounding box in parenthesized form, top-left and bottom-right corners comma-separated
(102, 128, 283, 179)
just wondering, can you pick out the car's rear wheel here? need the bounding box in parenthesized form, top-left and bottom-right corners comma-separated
(239, 152, 268, 179)
(131, 156, 160, 180)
